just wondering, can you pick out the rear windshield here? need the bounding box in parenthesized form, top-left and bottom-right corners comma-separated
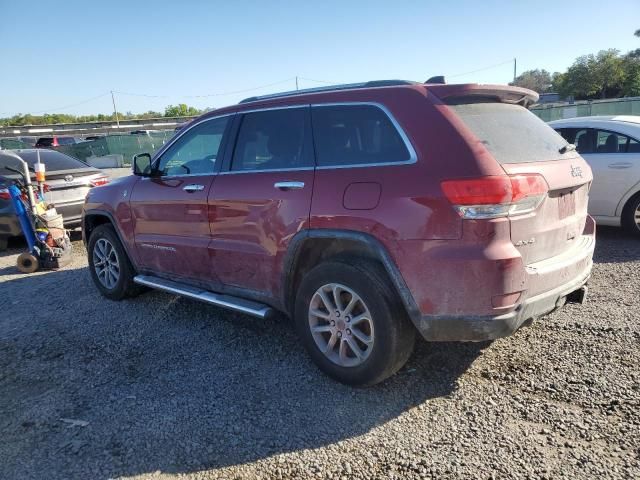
(36, 138, 54, 146)
(450, 103, 572, 164)
(0, 150, 90, 175)
(57, 137, 76, 145)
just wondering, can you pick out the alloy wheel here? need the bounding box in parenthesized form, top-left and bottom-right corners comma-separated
(93, 238, 120, 289)
(308, 283, 374, 367)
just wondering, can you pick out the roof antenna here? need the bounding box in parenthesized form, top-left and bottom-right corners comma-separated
(425, 76, 446, 84)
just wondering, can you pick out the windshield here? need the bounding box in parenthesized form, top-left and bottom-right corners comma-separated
(450, 102, 576, 164)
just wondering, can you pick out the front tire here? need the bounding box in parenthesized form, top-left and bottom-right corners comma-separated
(295, 260, 415, 386)
(621, 192, 640, 237)
(88, 224, 141, 300)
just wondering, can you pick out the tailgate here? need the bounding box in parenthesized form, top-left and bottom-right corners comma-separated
(501, 159, 591, 264)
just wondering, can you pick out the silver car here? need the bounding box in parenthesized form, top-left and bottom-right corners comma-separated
(0, 149, 108, 249)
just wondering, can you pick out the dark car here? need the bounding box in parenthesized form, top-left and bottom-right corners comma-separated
(83, 80, 595, 386)
(0, 149, 108, 249)
(35, 136, 79, 148)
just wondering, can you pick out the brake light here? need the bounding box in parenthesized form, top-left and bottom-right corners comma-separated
(441, 174, 548, 219)
(52, 138, 59, 147)
(90, 176, 109, 187)
(0, 188, 10, 201)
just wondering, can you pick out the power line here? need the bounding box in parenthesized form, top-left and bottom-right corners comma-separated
(448, 59, 515, 79)
(19, 92, 112, 115)
(113, 77, 298, 99)
(2, 76, 339, 117)
(297, 76, 338, 85)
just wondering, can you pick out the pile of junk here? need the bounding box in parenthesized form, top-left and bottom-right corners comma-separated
(1, 151, 72, 273)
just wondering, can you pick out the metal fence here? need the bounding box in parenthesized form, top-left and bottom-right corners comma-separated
(531, 97, 640, 122)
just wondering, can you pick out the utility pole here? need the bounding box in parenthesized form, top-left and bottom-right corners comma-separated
(110, 90, 120, 129)
(513, 58, 517, 83)
(295, 76, 299, 91)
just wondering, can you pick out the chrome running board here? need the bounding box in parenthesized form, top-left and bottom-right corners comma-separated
(133, 275, 273, 319)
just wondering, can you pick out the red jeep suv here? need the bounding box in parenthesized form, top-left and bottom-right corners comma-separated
(83, 80, 595, 386)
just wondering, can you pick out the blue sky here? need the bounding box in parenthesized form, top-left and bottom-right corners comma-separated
(1, 0, 639, 117)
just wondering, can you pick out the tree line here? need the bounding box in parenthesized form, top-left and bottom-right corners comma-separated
(511, 29, 640, 100)
(0, 104, 206, 127)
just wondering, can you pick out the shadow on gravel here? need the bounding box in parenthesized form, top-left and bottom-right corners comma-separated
(0, 264, 487, 479)
(593, 226, 640, 263)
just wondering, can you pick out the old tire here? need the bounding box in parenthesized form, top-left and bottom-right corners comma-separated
(621, 192, 640, 237)
(88, 224, 141, 300)
(17, 252, 39, 273)
(295, 260, 415, 386)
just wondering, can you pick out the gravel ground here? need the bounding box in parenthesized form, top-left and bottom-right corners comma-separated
(0, 228, 638, 480)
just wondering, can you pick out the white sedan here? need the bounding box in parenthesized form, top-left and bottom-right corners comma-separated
(549, 116, 640, 236)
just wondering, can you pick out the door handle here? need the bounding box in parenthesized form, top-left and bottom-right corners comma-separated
(274, 181, 305, 191)
(183, 184, 205, 192)
(608, 162, 633, 169)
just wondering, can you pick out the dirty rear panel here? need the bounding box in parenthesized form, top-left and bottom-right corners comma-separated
(448, 102, 592, 265)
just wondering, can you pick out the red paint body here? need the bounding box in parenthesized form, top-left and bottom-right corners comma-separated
(84, 83, 595, 340)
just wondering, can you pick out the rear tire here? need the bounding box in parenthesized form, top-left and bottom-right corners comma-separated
(88, 224, 142, 300)
(621, 192, 640, 237)
(294, 259, 415, 386)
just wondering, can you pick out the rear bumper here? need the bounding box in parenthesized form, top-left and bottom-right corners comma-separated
(414, 216, 595, 342)
(415, 267, 590, 341)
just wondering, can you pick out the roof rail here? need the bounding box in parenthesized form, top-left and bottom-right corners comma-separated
(239, 79, 417, 104)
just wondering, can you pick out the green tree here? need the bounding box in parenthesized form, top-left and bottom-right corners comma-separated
(510, 69, 558, 93)
(556, 49, 626, 100)
(164, 104, 202, 117)
(630, 28, 640, 58)
(621, 55, 640, 96)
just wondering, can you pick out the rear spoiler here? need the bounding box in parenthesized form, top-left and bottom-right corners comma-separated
(427, 84, 539, 108)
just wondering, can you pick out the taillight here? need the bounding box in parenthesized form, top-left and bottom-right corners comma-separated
(441, 174, 548, 219)
(0, 188, 10, 201)
(89, 176, 109, 187)
(52, 138, 59, 147)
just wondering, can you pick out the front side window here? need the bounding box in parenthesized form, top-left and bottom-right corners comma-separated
(574, 129, 595, 154)
(311, 104, 411, 167)
(231, 108, 310, 171)
(157, 116, 229, 176)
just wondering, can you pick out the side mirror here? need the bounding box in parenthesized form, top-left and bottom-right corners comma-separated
(133, 153, 152, 176)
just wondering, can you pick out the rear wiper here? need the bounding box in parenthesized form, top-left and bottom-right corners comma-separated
(559, 143, 576, 154)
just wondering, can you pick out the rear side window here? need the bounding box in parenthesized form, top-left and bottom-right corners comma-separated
(451, 103, 571, 163)
(231, 108, 311, 171)
(311, 104, 411, 167)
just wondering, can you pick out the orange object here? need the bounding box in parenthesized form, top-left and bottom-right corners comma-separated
(35, 163, 46, 182)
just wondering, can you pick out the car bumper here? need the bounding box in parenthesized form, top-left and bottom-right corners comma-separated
(414, 217, 596, 342)
(0, 214, 22, 237)
(415, 268, 591, 341)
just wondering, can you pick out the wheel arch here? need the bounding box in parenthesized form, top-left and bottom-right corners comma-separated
(282, 229, 420, 323)
(616, 181, 640, 217)
(83, 210, 137, 268)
